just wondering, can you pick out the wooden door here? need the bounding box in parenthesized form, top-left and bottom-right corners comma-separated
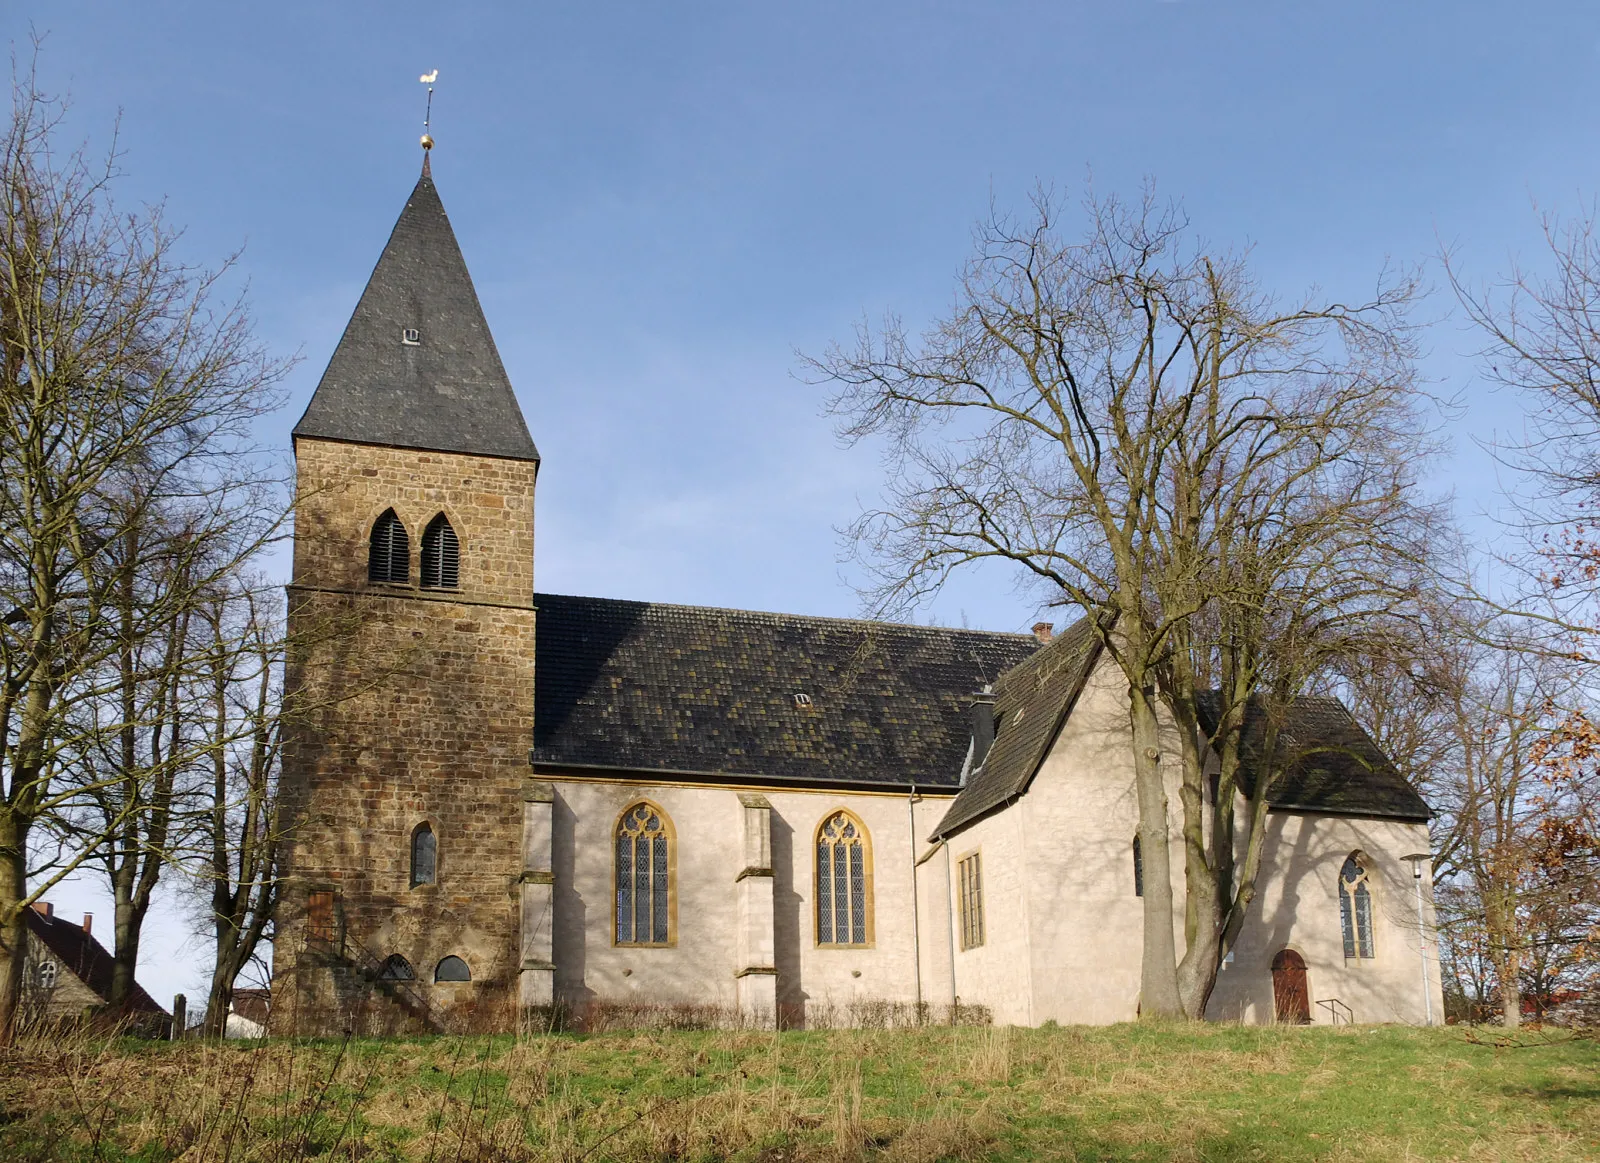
(1271, 949, 1310, 1024)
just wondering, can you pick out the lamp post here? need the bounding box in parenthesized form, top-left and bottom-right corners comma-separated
(1403, 853, 1433, 1026)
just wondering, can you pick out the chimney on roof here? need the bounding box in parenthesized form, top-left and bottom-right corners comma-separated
(970, 688, 997, 770)
(82, 913, 92, 936)
(1032, 622, 1054, 644)
(31, 901, 51, 918)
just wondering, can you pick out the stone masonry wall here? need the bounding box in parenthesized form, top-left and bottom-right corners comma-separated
(272, 437, 538, 1035)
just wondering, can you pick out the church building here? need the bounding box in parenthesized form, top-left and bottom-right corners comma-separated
(270, 154, 1444, 1035)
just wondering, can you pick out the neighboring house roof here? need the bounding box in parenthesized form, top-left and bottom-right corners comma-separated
(230, 987, 271, 1027)
(930, 616, 1104, 840)
(291, 169, 539, 463)
(26, 909, 169, 1018)
(1196, 692, 1432, 823)
(529, 592, 1040, 789)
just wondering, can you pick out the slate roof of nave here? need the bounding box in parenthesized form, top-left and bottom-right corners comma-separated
(529, 592, 1041, 789)
(292, 171, 539, 463)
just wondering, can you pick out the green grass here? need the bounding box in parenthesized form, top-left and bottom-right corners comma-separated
(1, 1022, 1595, 1161)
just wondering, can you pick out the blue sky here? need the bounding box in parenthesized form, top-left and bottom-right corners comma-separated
(9, 1, 1596, 1005)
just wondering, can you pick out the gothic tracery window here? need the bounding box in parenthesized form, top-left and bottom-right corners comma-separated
(816, 810, 872, 946)
(1339, 853, 1375, 960)
(420, 513, 460, 589)
(615, 802, 673, 946)
(368, 509, 410, 583)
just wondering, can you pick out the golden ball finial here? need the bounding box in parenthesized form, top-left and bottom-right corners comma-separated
(420, 133, 434, 150)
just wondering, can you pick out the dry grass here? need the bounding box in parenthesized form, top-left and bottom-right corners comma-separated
(0, 1022, 1595, 1162)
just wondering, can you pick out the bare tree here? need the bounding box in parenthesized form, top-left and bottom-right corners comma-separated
(815, 187, 1434, 1017)
(192, 583, 285, 1039)
(0, 63, 283, 1038)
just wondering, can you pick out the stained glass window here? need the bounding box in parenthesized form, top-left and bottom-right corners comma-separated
(1339, 854, 1375, 960)
(615, 803, 673, 945)
(816, 811, 871, 946)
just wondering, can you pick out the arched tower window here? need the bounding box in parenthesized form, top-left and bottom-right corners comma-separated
(434, 955, 471, 982)
(816, 810, 873, 946)
(615, 802, 674, 946)
(1339, 853, 1376, 959)
(368, 509, 410, 583)
(410, 823, 437, 888)
(420, 513, 460, 589)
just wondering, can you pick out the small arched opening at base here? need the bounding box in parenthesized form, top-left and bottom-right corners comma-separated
(434, 955, 471, 983)
(378, 954, 414, 981)
(1270, 948, 1311, 1024)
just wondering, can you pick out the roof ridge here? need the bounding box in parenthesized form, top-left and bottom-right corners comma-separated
(533, 590, 1041, 640)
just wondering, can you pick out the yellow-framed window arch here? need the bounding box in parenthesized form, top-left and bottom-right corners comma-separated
(614, 801, 676, 946)
(815, 809, 873, 946)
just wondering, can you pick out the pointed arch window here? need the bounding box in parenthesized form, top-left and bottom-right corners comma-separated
(420, 513, 460, 590)
(615, 802, 674, 946)
(1339, 853, 1375, 960)
(410, 823, 437, 888)
(368, 509, 410, 583)
(816, 810, 873, 946)
(378, 954, 414, 981)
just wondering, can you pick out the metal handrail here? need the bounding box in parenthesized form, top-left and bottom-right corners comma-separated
(305, 930, 450, 1032)
(1316, 997, 1353, 1026)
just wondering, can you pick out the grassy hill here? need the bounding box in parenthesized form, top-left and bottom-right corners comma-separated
(1, 1022, 1594, 1161)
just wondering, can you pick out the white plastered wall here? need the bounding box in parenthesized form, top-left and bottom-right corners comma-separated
(545, 777, 950, 1026)
(930, 652, 1443, 1027)
(1206, 813, 1443, 1025)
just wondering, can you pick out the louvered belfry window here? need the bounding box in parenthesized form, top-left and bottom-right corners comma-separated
(816, 810, 871, 946)
(420, 513, 460, 589)
(615, 803, 672, 945)
(368, 509, 410, 583)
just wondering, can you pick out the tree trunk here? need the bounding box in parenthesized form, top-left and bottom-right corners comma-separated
(202, 938, 243, 1039)
(1129, 681, 1183, 1018)
(109, 888, 148, 1014)
(0, 813, 30, 1045)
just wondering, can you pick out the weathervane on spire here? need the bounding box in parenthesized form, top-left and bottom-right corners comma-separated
(419, 69, 438, 175)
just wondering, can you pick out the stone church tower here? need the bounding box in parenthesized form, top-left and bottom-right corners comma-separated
(272, 157, 545, 1033)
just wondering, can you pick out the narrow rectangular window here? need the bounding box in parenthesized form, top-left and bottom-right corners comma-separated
(958, 852, 985, 950)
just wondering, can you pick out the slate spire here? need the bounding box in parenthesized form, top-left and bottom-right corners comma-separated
(292, 167, 539, 463)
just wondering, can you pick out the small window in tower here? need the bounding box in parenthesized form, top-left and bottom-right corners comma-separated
(420, 514, 460, 590)
(401, 327, 421, 345)
(410, 823, 437, 887)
